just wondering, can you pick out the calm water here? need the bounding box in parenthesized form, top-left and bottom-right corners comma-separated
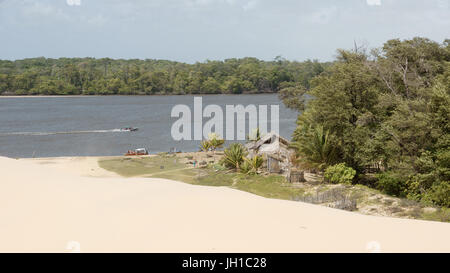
(0, 95, 298, 158)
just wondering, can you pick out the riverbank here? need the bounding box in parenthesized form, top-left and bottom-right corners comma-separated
(1, 155, 449, 252)
(0, 95, 92, 98)
(0, 92, 277, 98)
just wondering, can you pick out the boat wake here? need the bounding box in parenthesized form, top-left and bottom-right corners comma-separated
(0, 129, 127, 136)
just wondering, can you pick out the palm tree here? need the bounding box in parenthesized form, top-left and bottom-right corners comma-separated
(290, 125, 337, 171)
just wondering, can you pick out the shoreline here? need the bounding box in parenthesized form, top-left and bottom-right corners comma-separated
(0, 92, 277, 98)
(5, 152, 190, 160)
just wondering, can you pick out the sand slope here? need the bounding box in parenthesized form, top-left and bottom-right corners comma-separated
(0, 156, 449, 253)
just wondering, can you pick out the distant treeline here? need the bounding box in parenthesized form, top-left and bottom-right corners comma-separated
(0, 57, 328, 95)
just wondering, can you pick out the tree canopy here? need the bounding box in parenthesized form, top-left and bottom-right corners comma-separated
(0, 57, 328, 96)
(281, 37, 450, 207)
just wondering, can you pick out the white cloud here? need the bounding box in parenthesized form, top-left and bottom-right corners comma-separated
(67, 0, 81, 6)
(366, 0, 381, 6)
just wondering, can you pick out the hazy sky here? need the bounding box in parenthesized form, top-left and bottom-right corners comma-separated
(0, 0, 449, 63)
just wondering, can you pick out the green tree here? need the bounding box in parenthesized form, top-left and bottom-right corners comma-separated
(291, 124, 338, 171)
(282, 37, 450, 207)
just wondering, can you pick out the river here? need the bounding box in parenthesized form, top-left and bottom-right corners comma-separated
(0, 94, 298, 158)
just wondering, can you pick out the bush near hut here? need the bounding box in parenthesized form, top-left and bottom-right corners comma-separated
(240, 160, 253, 175)
(240, 155, 264, 175)
(324, 163, 356, 185)
(221, 143, 248, 171)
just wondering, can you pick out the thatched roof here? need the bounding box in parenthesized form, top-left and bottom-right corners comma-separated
(245, 132, 290, 151)
(245, 132, 294, 162)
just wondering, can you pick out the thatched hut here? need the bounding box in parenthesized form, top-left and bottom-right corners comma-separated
(245, 132, 295, 175)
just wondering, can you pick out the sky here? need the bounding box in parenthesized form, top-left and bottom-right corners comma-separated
(0, 0, 449, 63)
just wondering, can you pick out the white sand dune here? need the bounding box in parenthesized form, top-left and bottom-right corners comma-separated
(0, 156, 449, 253)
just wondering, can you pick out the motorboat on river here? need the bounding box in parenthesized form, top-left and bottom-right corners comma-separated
(120, 127, 139, 132)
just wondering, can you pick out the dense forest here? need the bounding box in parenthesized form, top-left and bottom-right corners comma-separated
(0, 57, 327, 95)
(280, 37, 450, 207)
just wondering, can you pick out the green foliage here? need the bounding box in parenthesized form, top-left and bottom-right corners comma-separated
(239, 160, 253, 175)
(0, 57, 327, 95)
(199, 140, 212, 152)
(423, 182, 450, 207)
(249, 155, 264, 171)
(208, 133, 225, 151)
(283, 37, 450, 207)
(278, 82, 307, 111)
(240, 156, 264, 175)
(324, 163, 356, 185)
(221, 143, 248, 171)
(200, 133, 225, 152)
(421, 207, 450, 223)
(291, 124, 337, 170)
(376, 172, 409, 197)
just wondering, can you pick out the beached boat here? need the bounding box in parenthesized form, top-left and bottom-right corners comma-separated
(125, 148, 148, 156)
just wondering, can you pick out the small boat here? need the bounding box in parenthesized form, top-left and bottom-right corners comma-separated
(120, 127, 139, 132)
(125, 148, 148, 156)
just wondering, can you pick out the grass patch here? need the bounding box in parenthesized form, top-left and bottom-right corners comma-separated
(232, 174, 306, 200)
(100, 156, 305, 200)
(99, 156, 185, 177)
(152, 166, 303, 198)
(421, 208, 450, 222)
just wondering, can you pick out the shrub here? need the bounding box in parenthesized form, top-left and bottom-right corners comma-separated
(375, 172, 408, 197)
(422, 207, 450, 223)
(240, 160, 253, 174)
(200, 133, 225, 152)
(423, 182, 450, 207)
(324, 163, 356, 185)
(221, 143, 248, 171)
(240, 155, 264, 175)
(210, 138, 225, 151)
(200, 140, 212, 152)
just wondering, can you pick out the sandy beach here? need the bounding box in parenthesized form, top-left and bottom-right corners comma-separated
(0, 156, 449, 253)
